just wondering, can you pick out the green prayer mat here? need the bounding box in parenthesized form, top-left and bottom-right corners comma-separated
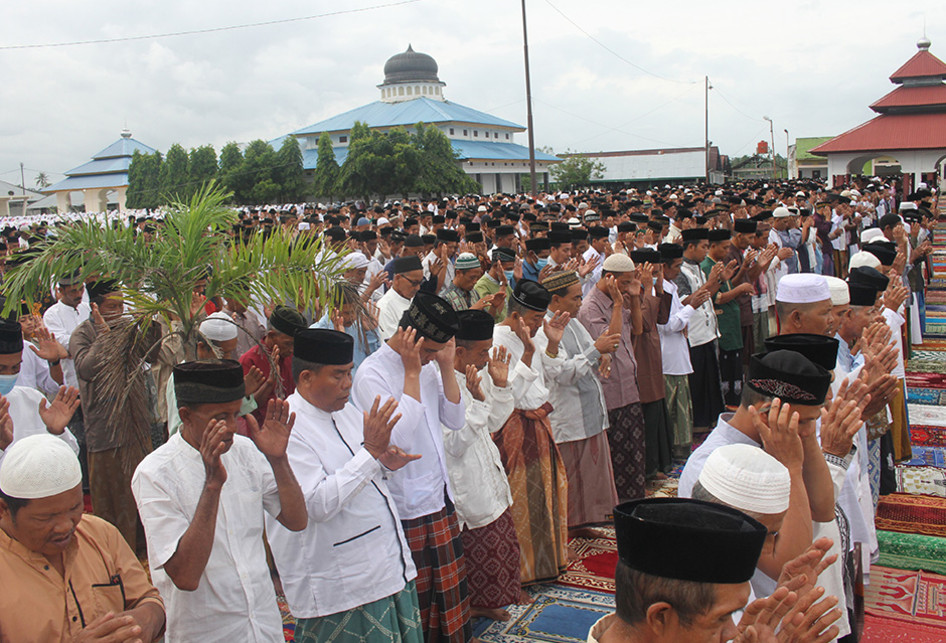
(877, 529, 946, 575)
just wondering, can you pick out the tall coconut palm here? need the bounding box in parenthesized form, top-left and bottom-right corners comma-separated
(34, 171, 51, 189)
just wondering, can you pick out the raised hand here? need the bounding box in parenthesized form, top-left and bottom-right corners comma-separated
(29, 326, 69, 362)
(543, 310, 571, 345)
(638, 261, 654, 287)
(820, 379, 867, 458)
(38, 386, 81, 435)
(331, 308, 346, 331)
(722, 259, 739, 281)
(247, 398, 296, 460)
(378, 444, 422, 471)
(777, 537, 837, 598)
(390, 327, 424, 376)
(199, 419, 229, 488)
(189, 289, 208, 318)
(483, 344, 509, 386)
(579, 253, 599, 278)
(365, 269, 389, 296)
(750, 398, 804, 470)
(594, 330, 622, 354)
(244, 365, 266, 398)
(465, 364, 485, 401)
(362, 395, 402, 458)
(433, 337, 456, 370)
(513, 256, 524, 282)
(514, 320, 535, 354)
(362, 300, 380, 331)
(0, 394, 12, 451)
(90, 302, 110, 333)
(605, 274, 623, 302)
(538, 263, 556, 281)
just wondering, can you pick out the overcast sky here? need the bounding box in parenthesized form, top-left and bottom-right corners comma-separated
(1, 0, 943, 187)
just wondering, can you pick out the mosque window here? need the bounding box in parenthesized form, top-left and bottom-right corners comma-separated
(473, 130, 478, 137)
(505, 133, 510, 140)
(494, 132, 499, 139)
(398, 87, 404, 96)
(463, 129, 468, 136)
(407, 86, 413, 95)
(449, 128, 455, 135)
(339, 136, 348, 143)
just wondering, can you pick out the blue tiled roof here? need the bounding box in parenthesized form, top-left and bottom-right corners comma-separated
(301, 139, 558, 170)
(91, 137, 156, 160)
(44, 173, 129, 192)
(65, 157, 132, 176)
(292, 97, 524, 135)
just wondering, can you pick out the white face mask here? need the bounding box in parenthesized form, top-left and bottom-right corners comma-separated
(0, 373, 18, 395)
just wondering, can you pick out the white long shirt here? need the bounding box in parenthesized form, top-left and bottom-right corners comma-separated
(0, 386, 78, 465)
(376, 288, 412, 341)
(492, 325, 563, 411)
(43, 300, 90, 389)
(18, 347, 61, 397)
(352, 343, 466, 520)
(545, 316, 608, 444)
(658, 279, 695, 375)
(131, 434, 284, 643)
(581, 247, 604, 296)
(267, 393, 416, 618)
(443, 370, 514, 530)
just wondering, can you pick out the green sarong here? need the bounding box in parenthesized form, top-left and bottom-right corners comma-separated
(294, 580, 423, 643)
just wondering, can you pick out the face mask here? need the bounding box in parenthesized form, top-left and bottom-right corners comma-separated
(503, 270, 515, 282)
(652, 276, 659, 285)
(0, 373, 18, 396)
(535, 258, 549, 270)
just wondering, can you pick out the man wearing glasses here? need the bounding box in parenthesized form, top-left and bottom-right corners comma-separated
(378, 256, 425, 340)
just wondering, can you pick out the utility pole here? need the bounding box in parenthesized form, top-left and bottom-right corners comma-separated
(763, 116, 776, 179)
(20, 163, 26, 196)
(704, 76, 709, 184)
(521, 0, 537, 195)
(783, 129, 790, 179)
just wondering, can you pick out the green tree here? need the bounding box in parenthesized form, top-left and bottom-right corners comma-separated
(550, 151, 605, 190)
(160, 143, 189, 203)
(187, 145, 218, 200)
(311, 131, 340, 200)
(241, 140, 278, 205)
(413, 123, 478, 196)
(218, 142, 245, 203)
(34, 172, 51, 189)
(126, 150, 163, 210)
(337, 126, 422, 199)
(274, 137, 305, 202)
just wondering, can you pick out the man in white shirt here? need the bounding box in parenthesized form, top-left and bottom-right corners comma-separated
(352, 292, 470, 643)
(377, 256, 424, 340)
(42, 271, 90, 389)
(132, 360, 307, 643)
(267, 328, 423, 643)
(582, 227, 609, 296)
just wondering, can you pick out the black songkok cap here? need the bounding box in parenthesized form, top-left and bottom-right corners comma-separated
(629, 213, 649, 224)
(492, 247, 517, 263)
(550, 221, 570, 232)
(646, 220, 664, 232)
(746, 349, 831, 405)
(58, 270, 83, 287)
(436, 228, 459, 243)
(392, 255, 423, 274)
(617, 222, 637, 233)
(614, 498, 767, 584)
(707, 229, 732, 242)
(571, 228, 589, 242)
(630, 248, 662, 265)
(525, 238, 551, 252)
(403, 234, 424, 248)
(861, 241, 896, 267)
(681, 228, 709, 242)
(848, 283, 878, 307)
(658, 243, 684, 261)
(465, 231, 484, 244)
(87, 279, 121, 300)
(752, 210, 774, 222)
(495, 225, 516, 237)
(431, 214, 446, 224)
(764, 333, 840, 372)
(269, 305, 306, 337)
(421, 234, 436, 245)
(456, 309, 495, 342)
(588, 226, 610, 239)
(400, 292, 459, 343)
(0, 321, 23, 354)
(174, 359, 246, 406)
(733, 219, 758, 234)
(294, 328, 354, 365)
(548, 230, 572, 245)
(694, 215, 709, 226)
(360, 230, 377, 241)
(324, 226, 347, 242)
(848, 266, 889, 292)
(485, 218, 502, 230)
(511, 279, 552, 312)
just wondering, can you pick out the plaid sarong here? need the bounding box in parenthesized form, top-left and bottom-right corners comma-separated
(294, 581, 423, 643)
(401, 502, 471, 643)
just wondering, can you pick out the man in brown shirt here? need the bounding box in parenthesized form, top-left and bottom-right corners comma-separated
(0, 434, 165, 642)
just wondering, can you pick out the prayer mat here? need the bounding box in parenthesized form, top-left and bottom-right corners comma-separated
(277, 595, 295, 642)
(901, 446, 946, 468)
(558, 528, 617, 594)
(906, 372, 946, 390)
(645, 476, 678, 499)
(908, 351, 946, 374)
(896, 465, 946, 497)
(877, 530, 946, 575)
(875, 493, 946, 537)
(865, 565, 946, 628)
(862, 614, 946, 642)
(474, 586, 614, 643)
(911, 424, 946, 447)
(907, 387, 946, 406)
(908, 404, 946, 427)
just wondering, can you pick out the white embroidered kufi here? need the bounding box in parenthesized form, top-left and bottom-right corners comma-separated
(775, 274, 830, 304)
(602, 254, 635, 272)
(200, 312, 238, 342)
(849, 251, 882, 271)
(860, 228, 885, 244)
(824, 276, 850, 306)
(0, 434, 82, 499)
(699, 444, 790, 514)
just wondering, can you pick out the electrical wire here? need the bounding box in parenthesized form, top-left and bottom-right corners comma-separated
(0, 0, 422, 51)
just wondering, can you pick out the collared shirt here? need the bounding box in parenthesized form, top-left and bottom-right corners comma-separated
(633, 288, 672, 403)
(422, 251, 455, 296)
(223, 306, 267, 360)
(678, 413, 760, 497)
(882, 307, 906, 379)
(0, 514, 163, 643)
(674, 259, 718, 348)
(473, 273, 511, 323)
(267, 393, 416, 618)
(0, 386, 78, 465)
(239, 344, 294, 426)
(658, 279, 695, 375)
(18, 345, 61, 396)
(132, 434, 284, 643)
(376, 287, 413, 341)
(43, 300, 90, 388)
(578, 286, 640, 410)
(352, 343, 466, 520)
(310, 315, 380, 376)
(443, 370, 515, 529)
(441, 282, 475, 311)
(492, 325, 563, 412)
(546, 314, 608, 443)
(581, 247, 604, 296)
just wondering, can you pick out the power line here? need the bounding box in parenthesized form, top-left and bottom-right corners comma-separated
(711, 85, 761, 122)
(542, 0, 697, 85)
(532, 97, 681, 148)
(0, 1, 422, 51)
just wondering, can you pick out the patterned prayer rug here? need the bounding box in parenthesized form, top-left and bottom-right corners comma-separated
(865, 566, 946, 628)
(896, 465, 946, 497)
(906, 373, 946, 391)
(875, 493, 946, 537)
(862, 614, 946, 642)
(908, 404, 946, 428)
(901, 446, 946, 468)
(877, 530, 946, 575)
(908, 351, 946, 374)
(475, 586, 615, 643)
(558, 529, 617, 593)
(911, 425, 946, 447)
(907, 387, 946, 405)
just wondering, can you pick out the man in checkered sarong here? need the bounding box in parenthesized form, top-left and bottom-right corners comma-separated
(354, 291, 472, 642)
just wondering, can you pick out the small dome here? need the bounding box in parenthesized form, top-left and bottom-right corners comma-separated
(918, 36, 932, 51)
(383, 45, 440, 84)
(120, 127, 132, 139)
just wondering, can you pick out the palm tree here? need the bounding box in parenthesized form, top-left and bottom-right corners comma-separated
(1, 183, 348, 464)
(34, 171, 51, 189)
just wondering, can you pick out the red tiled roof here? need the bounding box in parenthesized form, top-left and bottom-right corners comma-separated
(890, 50, 946, 83)
(870, 84, 946, 111)
(810, 112, 946, 155)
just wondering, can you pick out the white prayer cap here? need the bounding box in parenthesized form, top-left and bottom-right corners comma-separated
(298, 222, 310, 231)
(824, 276, 850, 306)
(699, 444, 790, 514)
(602, 254, 635, 272)
(899, 201, 918, 212)
(578, 202, 589, 209)
(849, 251, 881, 271)
(772, 206, 793, 218)
(0, 434, 82, 499)
(200, 312, 238, 342)
(477, 205, 488, 212)
(775, 274, 830, 304)
(377, 217, 390, 226)
(795, 191, 806, 197)
(340, 252, 369, 271)
(860, 228, 885, 244)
